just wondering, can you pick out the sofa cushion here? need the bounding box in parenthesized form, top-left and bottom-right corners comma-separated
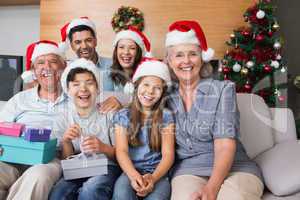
(237, 93, 274, 159)
(255, 141, 300, 196)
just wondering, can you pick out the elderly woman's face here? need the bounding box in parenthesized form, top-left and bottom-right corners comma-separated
(33, 53, 65, 91)
(167, 44, 202, 83)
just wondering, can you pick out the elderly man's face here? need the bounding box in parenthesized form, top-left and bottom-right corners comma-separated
(167, 43, 202, 83)
(70, 30, 97, 61)
(33, 53, 65, 91)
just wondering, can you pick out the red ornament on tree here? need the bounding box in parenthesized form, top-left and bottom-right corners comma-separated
(222, 67, 231, 74)
(223, 74, 229, 80)
(244, 83, 252, 93)
(255, 34, 264, 41)
(278, 95, 285, 102)
(242, 30, 251, 37)
(264, 65, 272, 73)
(268, 31, 273, 37)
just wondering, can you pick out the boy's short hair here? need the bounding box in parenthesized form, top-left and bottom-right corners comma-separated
(66, 67, 98, 88)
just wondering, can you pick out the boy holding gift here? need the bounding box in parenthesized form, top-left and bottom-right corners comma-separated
(49, 58, 121, 200)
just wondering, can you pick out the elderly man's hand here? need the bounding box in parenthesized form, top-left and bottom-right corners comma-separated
(97, 96, 123, 113)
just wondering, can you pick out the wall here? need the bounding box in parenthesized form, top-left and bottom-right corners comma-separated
(274, 0, 300, 120)
(0, 5, 40, 57)
(40, 0, 252, 59)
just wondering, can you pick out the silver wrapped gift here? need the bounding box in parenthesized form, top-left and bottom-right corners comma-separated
(61, 153, 108, 180)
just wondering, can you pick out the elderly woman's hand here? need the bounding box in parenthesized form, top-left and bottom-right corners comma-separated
(190, 184, 218, 200)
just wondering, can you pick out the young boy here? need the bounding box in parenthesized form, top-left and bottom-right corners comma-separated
(49, 58, 121, 200)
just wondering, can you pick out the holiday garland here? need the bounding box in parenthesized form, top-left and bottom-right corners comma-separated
(111, 6, 144, 32)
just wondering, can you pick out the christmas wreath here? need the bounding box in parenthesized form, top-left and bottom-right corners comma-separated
(111, 6, 144, 32)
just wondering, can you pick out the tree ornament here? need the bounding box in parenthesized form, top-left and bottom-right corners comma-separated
(230, 33, 235, 38)
(241, 67, 249, 76)
(273, 42, 281, 49)
(276, 54, 282, 60)
(256, 10, 265, 19)
(233, 63, 241, 72)
(272, 22, 280, 30)
(222, 66, 230, 74)
(223, 74, 229, 80)
(268, 31, 273, 37)
(278, 95, 285, 102)
(271, 60, 280, 69)
(255, 34, 264, 41)
(281, 67, 287, 73)
(244, 82, 252, 93)
(218, 66, 223, 73)
(246, 61, 254, 68)
(242, 30, 251, 37)
(264, 65, 272, 73)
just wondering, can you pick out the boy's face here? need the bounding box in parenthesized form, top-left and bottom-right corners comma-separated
(68, 72, 98, 110)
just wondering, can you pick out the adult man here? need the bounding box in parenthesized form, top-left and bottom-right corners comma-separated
(60, 17, 122, 112)
(0, 40, 68, 200)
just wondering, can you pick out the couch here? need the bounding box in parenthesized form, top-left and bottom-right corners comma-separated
(0, 93, 300, 199)
(237, 93, 300, 200)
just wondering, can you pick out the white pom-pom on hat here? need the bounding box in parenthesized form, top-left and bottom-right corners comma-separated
(165, 20, 214, 62)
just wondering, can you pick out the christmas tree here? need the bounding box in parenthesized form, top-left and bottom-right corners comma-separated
(219, 0, 287, 107)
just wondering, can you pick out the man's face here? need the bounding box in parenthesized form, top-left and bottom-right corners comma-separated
(33, 53, 65, 92)
(70, 30, 97, 60)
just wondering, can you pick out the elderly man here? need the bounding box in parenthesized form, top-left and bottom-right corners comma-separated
(0, 40, 68, 200)
(60, 17, 123, 113)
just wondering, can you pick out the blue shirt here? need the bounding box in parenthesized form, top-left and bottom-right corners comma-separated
(167, 78, 262, 180)
(113, 108, 174, 173)
(96, 56, 114, 91)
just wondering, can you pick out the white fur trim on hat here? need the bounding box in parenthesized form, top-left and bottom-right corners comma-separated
(60, 58, 100, 95)
(165, 29, 199, 47)
(132, 60, 171, 86)
(67, 18, 96, 35)
(31, 43, 64, 63)
(113, 30, 145, 52)
(21, 71, 36, 83)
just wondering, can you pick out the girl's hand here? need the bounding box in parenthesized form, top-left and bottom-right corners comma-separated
(190, 184, 218, 200)
(62, 124, 81, 143)
(136, 173, 154, 197)
(129, 174, 146, 194)
(81, 136, 106, 154)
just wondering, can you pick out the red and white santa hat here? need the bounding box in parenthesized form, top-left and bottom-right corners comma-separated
(60, 58, 100, 95)
(22, 40, 64, 83)
(59, 17, 97, 51)
(132, 58, 171, 86)
(165, 20, 214, 62)
(113, 26, 152, 57)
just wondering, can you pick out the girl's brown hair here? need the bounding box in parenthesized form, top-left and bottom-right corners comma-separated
(110, 41, 143, 86)
(127, 77, 168, 152)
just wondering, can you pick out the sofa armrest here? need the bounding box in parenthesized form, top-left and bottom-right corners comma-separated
(270, 108, 297, 144)
(255, 141, 300, 196)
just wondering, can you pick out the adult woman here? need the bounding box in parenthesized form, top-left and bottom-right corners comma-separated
(165, 20, 264, 200)
(111, 26, 151, 92)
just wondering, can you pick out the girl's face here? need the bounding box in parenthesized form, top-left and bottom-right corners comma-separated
(68, 72, 98, 110)
(137, 76, 164, 110)
(167, 43, 203, 83)
(117, 39, 138, 70)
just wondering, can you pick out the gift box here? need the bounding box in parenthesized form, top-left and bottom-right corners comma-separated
(61, 153, 108, 180)
(0, 122, 24, 137)
(0, 135, 57, 165)
(23, 127, 51, 142)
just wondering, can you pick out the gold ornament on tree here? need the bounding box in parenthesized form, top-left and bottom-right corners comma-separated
(241, 67, 249, 76)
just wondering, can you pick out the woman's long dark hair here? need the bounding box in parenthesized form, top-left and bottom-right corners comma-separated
(128, 78, 168, 152)
(110, 41, 143, 86)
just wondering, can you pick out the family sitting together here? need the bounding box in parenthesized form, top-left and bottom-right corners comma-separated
(0, 17, 263, 200)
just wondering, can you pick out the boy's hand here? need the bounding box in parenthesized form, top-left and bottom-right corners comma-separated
(97, 96, 122, 114)
(81, 136, 107, 154)
(62, 124, 81, 143)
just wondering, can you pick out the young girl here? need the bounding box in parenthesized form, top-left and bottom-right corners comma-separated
(49, 58, 121, 200)
(111, 26, 152, 92)
(112, 59, 175, 200)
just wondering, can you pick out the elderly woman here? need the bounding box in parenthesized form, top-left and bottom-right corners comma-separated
(165, 20, 264, 200)
(0, 40, 68, 200)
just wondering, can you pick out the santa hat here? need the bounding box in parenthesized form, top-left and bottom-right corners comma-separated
(22, 40, 64, 83)
(133, 58, 171, 85)
(113, 26, 152, 57)
(59, 17, 97, 51)
(60, 58, 100, 95)
(165, 20, 214, 62)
